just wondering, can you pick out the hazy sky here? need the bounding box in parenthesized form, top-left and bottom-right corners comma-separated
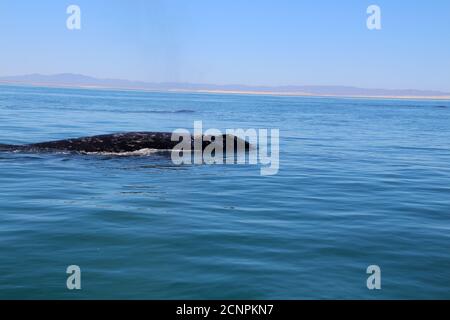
(1, 0, 449, 91)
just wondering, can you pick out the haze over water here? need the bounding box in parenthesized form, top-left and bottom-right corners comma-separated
(0, 85, 449, 299)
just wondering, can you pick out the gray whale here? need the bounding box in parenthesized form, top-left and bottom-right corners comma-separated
(0, 132, 250, 154)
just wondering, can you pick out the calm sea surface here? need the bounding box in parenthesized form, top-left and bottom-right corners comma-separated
(0, 85, 449, 299)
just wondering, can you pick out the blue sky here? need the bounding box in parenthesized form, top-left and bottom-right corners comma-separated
(1, 0, 449, 91)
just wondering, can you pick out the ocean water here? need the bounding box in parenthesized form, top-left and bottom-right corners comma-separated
(0, 84, 449, 299)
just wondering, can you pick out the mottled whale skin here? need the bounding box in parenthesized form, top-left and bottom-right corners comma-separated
(0, 132, 250, 154)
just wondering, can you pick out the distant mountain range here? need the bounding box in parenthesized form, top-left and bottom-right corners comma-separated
(1, 73, 449, 99)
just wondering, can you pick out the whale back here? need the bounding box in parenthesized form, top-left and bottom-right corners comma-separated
(26, 132, 177, 153)
(1, 132, 251, 154)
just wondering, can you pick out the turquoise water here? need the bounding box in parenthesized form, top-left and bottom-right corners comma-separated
(0, 85, 449, 299)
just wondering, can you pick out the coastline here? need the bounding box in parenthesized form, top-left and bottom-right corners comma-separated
(1, 80, 450, 101)
(171, 89, 450, 101)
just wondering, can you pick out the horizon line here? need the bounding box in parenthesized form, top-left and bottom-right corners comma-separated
(2, 72, 450, 93)
(1, 73, 450, 101)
